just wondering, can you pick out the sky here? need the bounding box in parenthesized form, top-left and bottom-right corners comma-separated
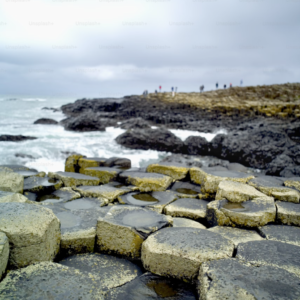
(0, 0, 299, 98)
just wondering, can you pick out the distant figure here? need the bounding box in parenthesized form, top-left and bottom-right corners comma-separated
(230, 83, 232, 88)
(224, 84, 226, 89)
(155, 90, 158, 94)
(240, 80, 243, 86)
(171, 87, 175, 97)
(159, 86, 162, 92)
(200, 85, 204, 93)
(216, 82, 218, 89)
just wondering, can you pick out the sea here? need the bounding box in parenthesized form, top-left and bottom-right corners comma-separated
(0, 96, 226, 173)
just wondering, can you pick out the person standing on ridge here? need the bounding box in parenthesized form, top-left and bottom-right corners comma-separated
(230, 83, 232, 88)
(159, 86, 162, 92)
(224, 84, 226, 89)
(216, 82, 218, 89)
(171, 87, 175, 97)
(240, 80, 243, 86)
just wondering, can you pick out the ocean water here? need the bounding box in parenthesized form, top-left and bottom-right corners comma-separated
(0, 96, 226, 173)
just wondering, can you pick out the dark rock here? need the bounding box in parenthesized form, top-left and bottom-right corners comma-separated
(266, 154, 294, 176)
(185, 136, 210, 155)
(0, 135, 37, 142)
(237, 240, 300, 277)
(105, 272, 197, 300)
(33, 118, 58, 125)
(160, 154, 203, 168)
(280, 165, 300, 178)
(103, 157, 131, 169)
(23, 176, 63, 194)
(199, 258, 300, 300)
(115, 128, 185, 153)
(119, 117, 151, 129)
(14, 153, 36, 159)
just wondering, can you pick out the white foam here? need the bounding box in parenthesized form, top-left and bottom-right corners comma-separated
(170, 128, 227, 142)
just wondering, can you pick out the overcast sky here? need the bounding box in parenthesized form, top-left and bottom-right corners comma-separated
(0, 0, 299, 98)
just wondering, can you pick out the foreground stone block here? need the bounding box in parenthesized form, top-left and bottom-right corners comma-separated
(146, 162, 189, 180)
(23, 176, 63, 194)
(164, 198, 209, 220)
(284, 177, 300, 191)
(119, 171, 173, 192)
(237, 240, 300, 277)
(208, 226, 263, 248)
(0, 203, 60, 268)
(0, 170, 23, 193)
(190, 167, 254, 194)
(0, 262, 105, 299)
(78, 157, 106, 172)
(199, 258, 300, 300)
(0, 191, 29, 204)
(48, 171, 100, 187)
(81, 167, 121, 184)
(97, 206, 172, 259)
(173, 217, 206, 229)
(105, 272, 197, 300)
(38, 187, 81, 203)
(169, 181, 204, 199)
(118, 191, 177, 213)
(75, 184, 130, 202)
(207, 198, 276, 227)
(141, 227, 234, 282)
(215, 181, 273, 203)
(46, 199, 108, 256)
(65, 154, 84, 172)
(258, 224, 300, 247)
(0, 232, 9, 279)
(59, 253, 143, 292)
(276, 201, 300, 226)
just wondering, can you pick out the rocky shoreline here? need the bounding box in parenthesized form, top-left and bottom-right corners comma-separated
(1, 156, 300, 298)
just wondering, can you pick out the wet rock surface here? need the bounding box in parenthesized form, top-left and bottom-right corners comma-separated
(97, 206, 171, 258)
(169, 181, 204, 198)
(24, 176, 63, 194)
(0, 170, 24, 193)
(146, 162, 189, 180)
(141, 227, 234, 282)
(172, 217, 206, 229)
(276, 201, 300, 226)
(33, 118, 58, 125)
(0, 134, 37, 142)
(105, 272, 197, 300)
(199, 258, 300, 300)
(237, 240, 300, 277)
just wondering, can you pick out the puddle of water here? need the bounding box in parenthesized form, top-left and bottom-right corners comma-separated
(37, 194, 60, 202)
(222, 202, 248, 212)
(64, 199, 95, 210)
(56, 212, 81, 228)
(122, 211, 159, 227)
(125, 193, 159, 206)
(176, 188, 198, 195)
(146, 281, 178, 298)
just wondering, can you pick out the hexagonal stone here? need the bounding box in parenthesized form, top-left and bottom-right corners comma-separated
(118, 191, 177, 213)
(199, 258, 300, 300)
(276, 201, 300, 226)
(208, 227, 263, 248)
(173, 218, 206, 229)
(258, 224, 300, 247)
(65, 153, 84, 172)
(105, 272, 197, 300)
(0, 170, 23, 193)
(97, 206, 172, 259)
(80, 167, 122, 184)
(0, 203, 60, 268)
(141, 227, 234, 282)
(164, 198, 209, 221)
(0, 191, 29, 203)
(78, 157, 106, 172)
(119, 171, 173, 192)
(249, 176, 300, 203)
(146, 162, 189, 180)
(59, 253, 143, 292)
(0, 232, 9, 279)
(190, 167, 254, 194)
(75, 184, 130, 202)
(169, 181, 204, 199)
(0, 262, 105, 299)
(46, 200, 109, 256)
(237, 240, 300, 277)
(103, 157, 131, 169)
(24, 176, 63, 193)
(37, 187, 81, 203)
(207, 198, 276, 227)
(284, 177, 300, 191)
(48, 171, 100, 187)
(215, 181, 273, 203)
